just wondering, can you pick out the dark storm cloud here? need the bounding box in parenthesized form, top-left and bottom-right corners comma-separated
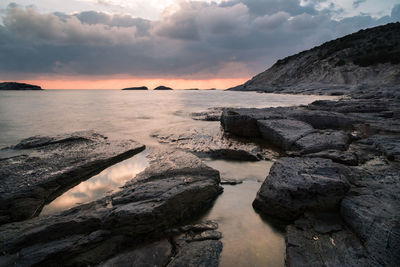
(0, 1, 399, 80)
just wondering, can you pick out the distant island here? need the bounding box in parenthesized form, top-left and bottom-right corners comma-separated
(122, 86, 148, 90)
(0, 82, 42, 90)
(154, 86, 173, 90)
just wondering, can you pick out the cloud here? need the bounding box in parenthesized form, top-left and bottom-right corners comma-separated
(3, 6, 138, 45)
(0, 1, 398, 82)
(392, 4, 400, 21)
(353, 0, 367, 9)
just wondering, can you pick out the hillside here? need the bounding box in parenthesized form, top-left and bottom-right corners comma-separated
(228, 22, 400, 96)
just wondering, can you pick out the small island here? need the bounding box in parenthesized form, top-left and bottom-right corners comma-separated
(0, 82, 42, 90)
(154, 85, 173, 90)
(122, 86, 148, 90)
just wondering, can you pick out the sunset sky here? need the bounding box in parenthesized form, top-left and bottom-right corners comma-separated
(1, 0, 399, 89)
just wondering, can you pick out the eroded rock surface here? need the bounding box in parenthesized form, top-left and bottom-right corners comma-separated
(0, 149, 222, 266)
(253, 157, 350, 220)
(0, 131, 145, 224)
(152, 124, 278, 161)
(221, 96, 400, 266)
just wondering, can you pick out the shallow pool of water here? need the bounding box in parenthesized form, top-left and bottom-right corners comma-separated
(40, 150, 150, 215)
(203, 159, 285, 267)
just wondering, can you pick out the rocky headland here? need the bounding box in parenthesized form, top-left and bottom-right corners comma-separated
(0, 82, 42, 90)
(228, 22, 400, 97)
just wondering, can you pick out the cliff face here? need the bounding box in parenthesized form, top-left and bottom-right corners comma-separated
(229, 22, 400, 94)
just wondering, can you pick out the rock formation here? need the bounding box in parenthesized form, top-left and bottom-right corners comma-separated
(154, 85, 173, 90)
(122, 86, 148, 90)
(0, 82, 42, 90)
(228, 22, 400, 96)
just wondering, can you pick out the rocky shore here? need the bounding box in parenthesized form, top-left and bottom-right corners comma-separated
(220, 95, 400, 266)
(0, 143, 223, 266)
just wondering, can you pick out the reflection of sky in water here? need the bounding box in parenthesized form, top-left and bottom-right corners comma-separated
(0, 90, 335, 148)
(40, 150, 149, 216)
(203, 159, 285, 267)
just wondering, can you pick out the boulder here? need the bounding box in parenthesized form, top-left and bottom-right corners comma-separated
(220, 109, 261, 137)
(0, 131, 145, 224)
(253, 157, 350, 220)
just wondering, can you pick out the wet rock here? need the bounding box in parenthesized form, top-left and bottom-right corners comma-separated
(253, 157, 350, 220)
(220, 109, 261, 137)
(308, 99, 389, 114)
(0, 149, 222, 266)
(220, 178, 243, 185)
(340, 164, 400, 267)
(289, 110, 357, 130)
(294, 130, 352, 154)
(191, 107, 225, 121)
(358, 135, 400, 161)
(100, 239, 172, 267)
(257, 119, 315, 150)
(152, 124, 277, 161)
(305, 150, 358, 166)
(180, 220, 218, 232)
(286, 212, 371, 267)
(168, 240, 222, 267)
(0, 131, 145, 224)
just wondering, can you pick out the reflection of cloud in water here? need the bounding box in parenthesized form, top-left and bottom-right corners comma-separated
(41, 151, 149, 215)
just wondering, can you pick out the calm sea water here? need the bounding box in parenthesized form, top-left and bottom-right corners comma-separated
(0, 90, 333, 266)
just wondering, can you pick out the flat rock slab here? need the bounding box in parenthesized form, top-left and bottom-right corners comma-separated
(305, 150, 358, 166)
(294, 130, 351, 154)
(340, 164, 400, 266)
(286, 212, 371, 267)
(253, 157, 350, 220)
(0, 131, 145, 224)
(0, 149, 222, 266)
(257, 119, 315, 150)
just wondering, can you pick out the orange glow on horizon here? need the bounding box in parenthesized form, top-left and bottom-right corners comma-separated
(5, 77, 248, 90)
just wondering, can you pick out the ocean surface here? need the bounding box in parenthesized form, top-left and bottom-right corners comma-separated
(0, 90, 333, 266)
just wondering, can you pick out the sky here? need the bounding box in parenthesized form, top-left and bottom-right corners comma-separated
(0, 0, 399, 89)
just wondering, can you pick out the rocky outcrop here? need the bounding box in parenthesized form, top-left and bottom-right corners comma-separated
(285, 212, 372, 266)
(253, 157, 350, 220)
(122, 86, 148, 90)
(154, 86, 173, 90)
(221, 95, 400, 266)
(0, 131, 145, 224)
(0, 149, 223, 266)
(228, 22, 400, 95)
(152, 124, 278, 161)
(0, 82, 42, 90)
